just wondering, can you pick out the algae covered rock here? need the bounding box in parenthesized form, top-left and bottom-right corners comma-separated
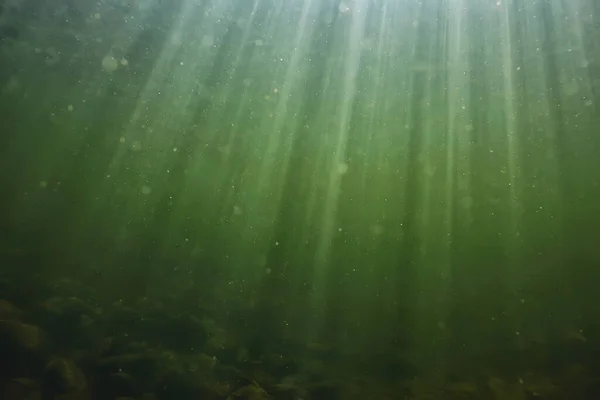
(0, 320, 45, 351)
(42, 358, 89, 400)
(0, 320, 47, 377)
(0, 299, 24, 320)
(0, 378, 41, 400)
(227, 383, 272, 400)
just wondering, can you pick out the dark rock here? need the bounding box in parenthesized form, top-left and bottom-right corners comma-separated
(0, 299, 24, 320)
(96, 336, 148, 358)
(213, 364, 255, 390)
(95, 353, 159, 382)
(99, 372, 140, 399)
(34, 297, 102, 350)
(0, 320, 46, 377)
(269, 382, 307, 400)
(42, 358, 88, 400)
(37, 297, 100, 321)
(262, 354, 299, 381)
(108, 303, 208, 353)
(91, 353, 159, 398)
(307, 381, 344, 400)
(487, 377, 528, 400)
(0, 320, 45, 350)
(248, 369, 278, 389)
(445, 380, 479, 399)
(0, 378, 41, 400)
(584, 380, 600, 399)
(226, 383, 272, 400)
(48, 279, 89, 299)
(147, 313, 207, 352)
(154, 369, 221, 400)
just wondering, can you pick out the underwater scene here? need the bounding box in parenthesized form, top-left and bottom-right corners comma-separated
(1, 0, 600, 399)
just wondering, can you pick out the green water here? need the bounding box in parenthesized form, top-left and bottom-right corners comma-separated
(1, 0, 599, 398)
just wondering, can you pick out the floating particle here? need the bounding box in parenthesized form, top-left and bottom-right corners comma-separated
(67, 104, 73, 112)
(339, 2, 351, 13)
(101, 54, 119, 72)
(131, 140, 142, 151)
(141, 185, 152, 195)
(44, 47, 60, 66)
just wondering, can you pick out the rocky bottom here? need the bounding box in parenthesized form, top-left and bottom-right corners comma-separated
(1, 272, 599, 400)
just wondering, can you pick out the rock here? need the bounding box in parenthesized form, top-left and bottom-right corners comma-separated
(34, 296, 102, 350)
(0, 299, 24, 320)
(0, 378, 41, 400)
(150, 313, 208, 353)
(97, 353, 158, 373)
(269, 382, 307, 400)
(307, 381, 344, 400)
(38, 297, 100, 320)
(154, 368, 222, 400)
(107, 303, 208, 353)
(520, 372, 560, 399)
(487, 377, 527, 400)
(226, 383, 272, 400)
(96, 336, 146, 359)
(92, 353, 160, 399)
(213, 364, 255, 389)
(249, 369, 278, 389)
(0, 320, 46, 377)
(0, 320, 45, 351)
(102, 372, 140, 398)
(42, 358, 88, 400)
(445, 380, 479, 399)
(48, 279, 88, 299)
